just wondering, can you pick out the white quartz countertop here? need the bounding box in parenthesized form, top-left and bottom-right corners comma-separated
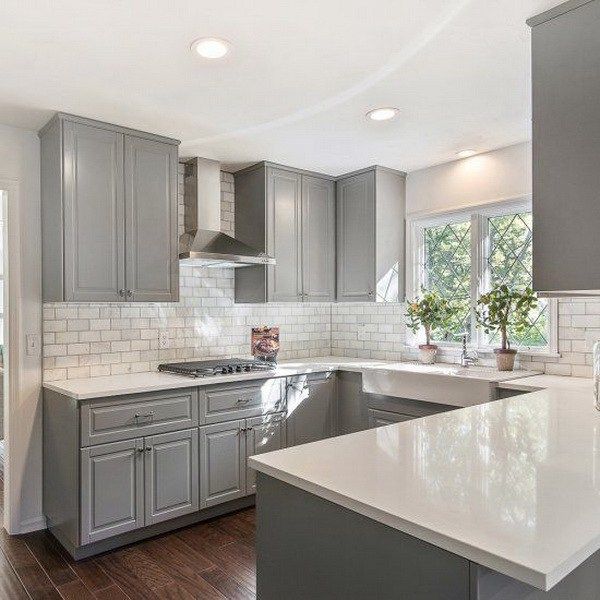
(42, 357, 391, 400)
(42, 356, 538, 400)
(498, 373, 593, 392)
(250, 375, 598, 591)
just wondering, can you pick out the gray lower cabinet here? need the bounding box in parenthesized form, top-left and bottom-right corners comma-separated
(337, 371, 367, 434)
(81, 438, 145, 544)
(286, 372, 337, 446)
(246, 413, 287, 494)
(39, 112, 180, 302)
(144, 429, 199, 525)
(336, 167, 406, 302)
(199, 420, 246, 508)
(368, 408, 412, 428)
(234, 163, 336, 303)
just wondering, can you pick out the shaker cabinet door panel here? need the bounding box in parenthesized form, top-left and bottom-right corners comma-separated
(63, 121, 125, 302)
(124, 136, 179, 302)
(302, 176, 335, 302)
(246, 413, 287, 494)
(336, 171, 375, 302)
(80, 439, 144, 544)
(199, 421, 246, 508)
(144, 429, 199, 525)
(266, 168, 302, 302)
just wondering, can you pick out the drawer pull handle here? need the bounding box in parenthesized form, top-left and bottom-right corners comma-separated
(236, 398, 250, 405)
(134, 411, 155, 422)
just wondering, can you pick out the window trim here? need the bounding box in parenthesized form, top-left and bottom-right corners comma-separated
(406, 196, 559, 356)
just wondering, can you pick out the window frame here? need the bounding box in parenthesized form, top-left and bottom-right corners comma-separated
(406, 197, 559, 356)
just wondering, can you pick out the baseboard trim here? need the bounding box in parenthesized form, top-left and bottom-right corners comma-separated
(18, 515, 47, 533)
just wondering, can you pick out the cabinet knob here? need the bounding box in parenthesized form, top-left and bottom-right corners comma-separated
(368, 290, 374, 297)
(126, 289, 133, 298)
(118, 289, 126, 297)
(145, 446, 152, 452)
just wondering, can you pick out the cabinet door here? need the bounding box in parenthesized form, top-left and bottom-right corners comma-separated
(302, 176, 335, 301)
(286, 373, 337, 447)
(368, 408, 412, 428)
(266, 168, 302, 302)
(336, 171, 375, 302)
(199, 420, 246, 508)
(144, 429, 199, 525)
(124, 136, 179, 302)
(246, 413, 287, 494)
(63, 121, 125, 302)
(531, 2, 600, 293)
(81, 438, 144, 544)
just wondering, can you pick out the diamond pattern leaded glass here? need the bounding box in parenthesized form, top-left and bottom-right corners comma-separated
(487, 212, 548, 348)
(423, 220, 471, 341)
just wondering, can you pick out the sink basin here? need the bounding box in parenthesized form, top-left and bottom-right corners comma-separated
(361, 363, 538, 408)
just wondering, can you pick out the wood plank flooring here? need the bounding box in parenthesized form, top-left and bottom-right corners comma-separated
(0, 475, 257, 599)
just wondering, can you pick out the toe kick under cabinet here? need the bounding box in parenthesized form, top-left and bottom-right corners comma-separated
(43, 377, 287, 558)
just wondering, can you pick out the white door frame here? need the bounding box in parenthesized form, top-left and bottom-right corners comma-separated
(1, 178, 27, 534)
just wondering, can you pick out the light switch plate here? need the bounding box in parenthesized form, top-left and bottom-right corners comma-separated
(26, 333, 40, 357)
(158, 330, 169, 350)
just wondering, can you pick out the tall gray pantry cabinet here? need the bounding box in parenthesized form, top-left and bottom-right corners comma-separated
(39, 113, 180, 302)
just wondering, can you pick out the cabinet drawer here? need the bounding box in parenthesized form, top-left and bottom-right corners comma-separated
(199, 378, 286, 424)
(81, 389, 198, 446)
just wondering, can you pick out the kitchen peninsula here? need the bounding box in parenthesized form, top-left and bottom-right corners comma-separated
(250, 376, 600, 599)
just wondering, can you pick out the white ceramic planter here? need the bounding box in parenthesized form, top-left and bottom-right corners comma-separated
(418, 344, 438, 365)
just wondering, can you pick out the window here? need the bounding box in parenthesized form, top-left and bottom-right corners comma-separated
(409, 200, 556, 353)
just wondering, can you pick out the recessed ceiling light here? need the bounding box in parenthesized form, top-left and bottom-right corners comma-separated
(457, 149, 477, 158)
(366, 107, 399, 121)
(191, 37, 231, 59)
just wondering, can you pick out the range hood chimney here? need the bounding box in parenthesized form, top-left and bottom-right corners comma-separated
(179, 157, 275, 267)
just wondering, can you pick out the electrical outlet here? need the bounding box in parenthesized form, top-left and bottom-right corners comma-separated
(158, 330, 169, 350)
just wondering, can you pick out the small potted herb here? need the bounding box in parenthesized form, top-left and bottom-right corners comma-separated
(406, 290, 451, 364)
(476, 285, 537, 371)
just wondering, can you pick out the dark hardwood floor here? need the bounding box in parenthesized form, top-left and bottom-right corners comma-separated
(0, 475, 257, 599)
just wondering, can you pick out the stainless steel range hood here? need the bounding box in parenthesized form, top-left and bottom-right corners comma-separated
(179, 157, 275, 267)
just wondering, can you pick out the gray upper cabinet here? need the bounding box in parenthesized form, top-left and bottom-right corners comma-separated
(528, 1, 600, 294)
(144, 429, 199, 525)
(267, 168, 303, 302)
(302, 176, 336, 301)
(336, 167, 406, 302)
(336, 171, 376, 301)
(39, 113, 180, 302)
(235, 162, 336, 303)
(124, 136, 179, 302)
(59, 120, 125, 302)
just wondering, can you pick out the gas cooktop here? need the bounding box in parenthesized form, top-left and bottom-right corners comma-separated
(157, 358, 276, 378)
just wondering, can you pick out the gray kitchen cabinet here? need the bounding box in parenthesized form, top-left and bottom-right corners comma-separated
(368, 408, 412, 428)
(366, 393, 454, 421)
(81, 438, 144, 544)
(124, 135, 179, 302)
(286, 372, 337, 446)
(267, 168, 303, 302)
(528, 1, 600, 294)
(301, 175, 336, 301)
(144, 429, 199, 525)
(39, 112, 180, 302)
(234, 162, 336, 302)
(199, 420, 246, 508)
(246, 413, 287, 494)
(337, 370, 368, 434)
(336, 167, 406, 302)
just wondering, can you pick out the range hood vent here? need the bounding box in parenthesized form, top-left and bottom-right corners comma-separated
(179, 157, 275, 268)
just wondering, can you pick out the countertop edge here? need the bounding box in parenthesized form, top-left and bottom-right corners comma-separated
(248, 457, 551, 591)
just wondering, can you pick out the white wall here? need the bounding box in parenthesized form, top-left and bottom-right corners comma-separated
(406, 142, 532, 215)
(0, 123, 43, 532)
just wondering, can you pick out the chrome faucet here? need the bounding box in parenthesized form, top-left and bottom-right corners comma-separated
(459, 333, 478, 368)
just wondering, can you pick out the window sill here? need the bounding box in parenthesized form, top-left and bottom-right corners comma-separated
(403, 343, 560, 360)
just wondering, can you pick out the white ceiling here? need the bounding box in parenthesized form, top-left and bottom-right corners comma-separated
(0, 0, 561, 174)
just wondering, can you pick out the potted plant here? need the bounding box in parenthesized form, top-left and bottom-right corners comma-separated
(475, 284, 537, 371)
(406, 289, 451, 364)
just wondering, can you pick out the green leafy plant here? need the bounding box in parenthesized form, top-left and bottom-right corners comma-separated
(475, 285, 537, 351)
(406, 289, 452, 346)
